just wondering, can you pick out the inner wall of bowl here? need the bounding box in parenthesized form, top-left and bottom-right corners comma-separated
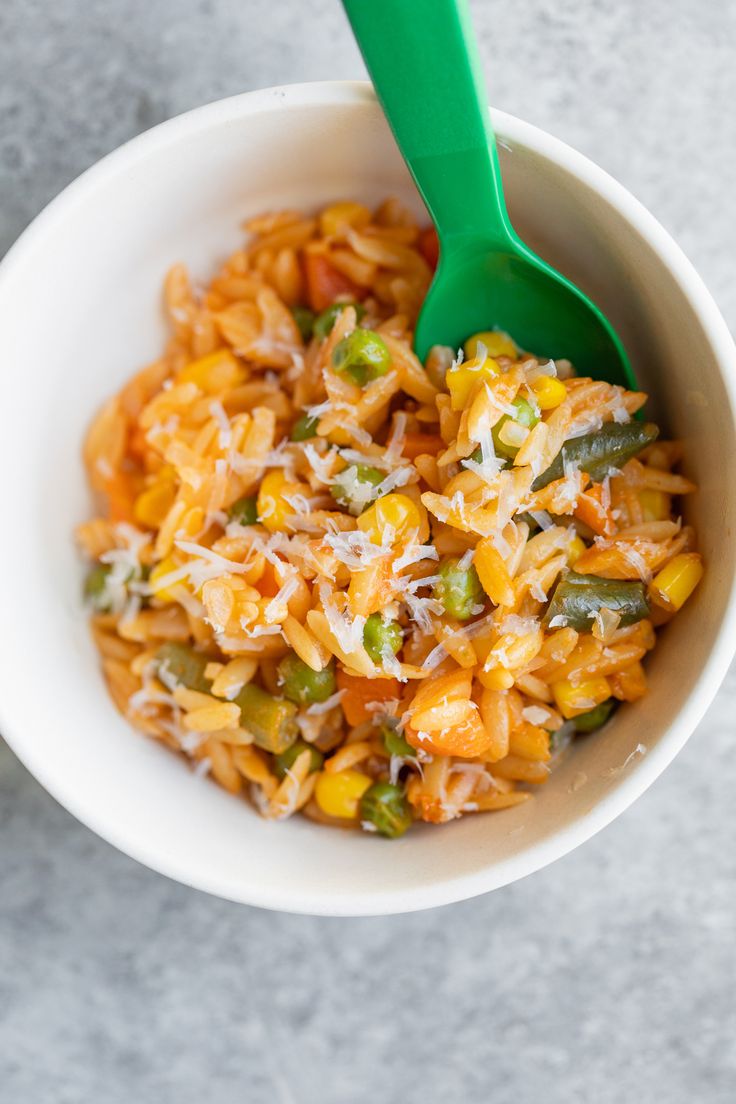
(1, 92, 733, 911)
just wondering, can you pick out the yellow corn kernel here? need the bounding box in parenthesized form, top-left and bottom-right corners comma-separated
(463, 330, 517, 361)
(256, 470, 298, 533)
(530, 375, 567, 411)
(178, 349, 244, 393)
(552, 676, 611, 719)
(567, 535, 586, 566)
(446, 355, 501, 411)
(149, 556, 186, 603)
(314, 769, 372, 819)
(319, 201, 371, 238)
(639, 489, 671, 522)
(133, 476, 177, 529)
(649, 553, 703, 612)
(357, 493, 424, 545)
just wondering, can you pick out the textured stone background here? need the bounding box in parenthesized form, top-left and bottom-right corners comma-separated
(1, 2, 735, 1101)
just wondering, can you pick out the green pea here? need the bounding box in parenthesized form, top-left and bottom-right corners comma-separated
(360, 782, 413, 839)
(228, 495, 258, 525)
(434, 558, 485, 621)
(363, 613, 403, 665)
(291, 412, 319, 442)
(332, 329, 391, 386)
(277, 652, 337, 705)
(331, 464, 384, 515)
(574, 699, 617, 734)
(492, 396, 540, 460)
(156, 642, 212, 694)
(84, 563, 113, 612)
(313, 301, 365, 340)
(380, 723, 415, 759)
(233, 683, 298, 754)
(273, 739, 324, 779)
(291, 305, 315, 342)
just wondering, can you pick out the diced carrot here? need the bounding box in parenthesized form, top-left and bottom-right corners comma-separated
(400, 432, 446, 461)
(336, 669, 401, 726)
(418, 226, 439, 271)
(303, 252, 362, 312)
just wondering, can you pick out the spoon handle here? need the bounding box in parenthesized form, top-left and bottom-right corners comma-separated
(342, 0, 513, 252)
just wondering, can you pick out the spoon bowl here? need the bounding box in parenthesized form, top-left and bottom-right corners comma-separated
(415, 235, 633, 380)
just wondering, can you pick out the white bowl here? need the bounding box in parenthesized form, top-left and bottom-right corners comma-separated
(1, 82, 734, 916)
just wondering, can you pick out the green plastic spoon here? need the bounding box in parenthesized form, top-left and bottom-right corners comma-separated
(342, 0, 636, 387)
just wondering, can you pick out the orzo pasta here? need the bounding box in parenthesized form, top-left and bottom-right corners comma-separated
(78, 198, 703, 837)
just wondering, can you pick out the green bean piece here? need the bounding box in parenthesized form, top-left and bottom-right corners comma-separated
(290, 412, 320, 442)
(331, 464, 384, 515)
(363, 613, 403, 665)
(313, 301, 365, 340)
(532, 422, 659, 491)
(434, 558, 485, 621)
(332, 329, 391, 386)
(380, 723, 416, 759)
(543, 571, 649, 630)
(156, 642, 212, 693)
(227, 495, 258, 525)
(291, 305, 316, 342)
(84, 563, 113, 612)
(233, 683, 299, 754)
(359, 782, 413, 839)
(492, 396, 540, 460)
(273, 739, 324, 779)
(574, 699, 617, 734)
(277, 652, 337, 706)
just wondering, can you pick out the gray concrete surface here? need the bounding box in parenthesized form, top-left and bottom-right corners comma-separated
(1, 1, 735, 1101)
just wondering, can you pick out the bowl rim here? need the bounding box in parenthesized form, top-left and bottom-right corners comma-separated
(1, 80, 735, 916)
